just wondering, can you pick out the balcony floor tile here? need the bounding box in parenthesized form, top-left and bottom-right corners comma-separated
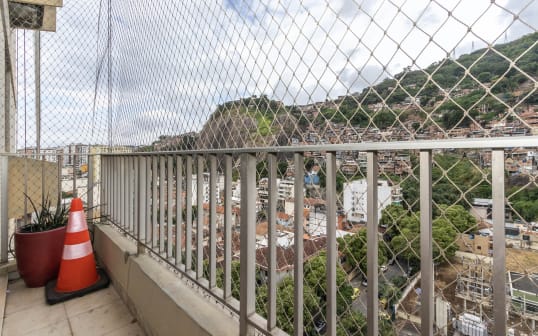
(2, 279, 144, 336)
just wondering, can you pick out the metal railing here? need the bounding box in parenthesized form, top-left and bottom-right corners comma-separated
(98, 136, 538, 336)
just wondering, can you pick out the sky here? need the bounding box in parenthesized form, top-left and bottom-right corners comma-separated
(14, 0, 538, 148)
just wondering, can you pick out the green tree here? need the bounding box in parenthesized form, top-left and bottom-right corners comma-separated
(432, 217, 458, 262)
(438, 204, 477, 233)
(273, 276, 320, 335)
(338, 230, 388, 275)
(373, 110, 396, 129)
(216, 260, 241, 300)
(256, 160, 268, 181)
(337, 311, 367, 336)
(379, 204, 409, 238)
(390, 227, 420, 263)
(304, 254, 353, 315)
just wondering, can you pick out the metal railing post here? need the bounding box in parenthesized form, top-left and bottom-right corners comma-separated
(87, 154, 94, 223)
(196, 155, 204, 280)
(0, 155, 8, 262)
(492, 149, 506, 335)
(239, 153, 256, 335)
(138, 156, 147, 254)
(160, 155, 166, 254)
(185, 155, 193, 272)
(420, 150, 433, 336)
(326, 152, 337, 336)
(146, 157, 152, 244)
(167, 155, 174, 258)
(367, 151, 379, 336)
(133, 156, 139, 236)
(267, 153, 277, 331)
(152, 156, 158, 248)
(293, 152, 304, 336)
(209, 154, 217, 288)
(223, 154, 232, 300)
(175, 155, 183, 267)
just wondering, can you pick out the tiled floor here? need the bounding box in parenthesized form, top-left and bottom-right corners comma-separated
(2, 279, 145, 336)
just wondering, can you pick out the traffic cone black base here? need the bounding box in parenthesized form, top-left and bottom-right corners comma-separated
(45, 268, 110, 305)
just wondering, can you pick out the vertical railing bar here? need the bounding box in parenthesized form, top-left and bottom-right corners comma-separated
(104, 156, 108, 220)
(160, 156, 166, 255)
(209, 155, 217, 288)
(196, 155, 204, 280)
(176, 155, 183, 267)
(186, 155, 193, 272)
(118, 156, 127, 229)
(223, 154, 232, 300)
(107, 157, 113, 221)
(87, 154, 94, 224)
(367, 151, 379, 336)
(152, 156, 158, 249)
(117, 156, 121, 224)
(99, 156, 104, 219)
(72, 153, 77, 197)
(167, 156, 174, 259)
(239, 153, 256, 336)
(267, 153, 277, 331)
(129, 156, 138, 237)
(121, 156, 126, 228)
(420, 150, 433, 336)
(127, 157, 133, 233)
(108, 156, 112, 221)
(110, 157, 113, 222)
(293, 152, 304, 336)
(138, 156, 146, 244)
(131, 155, 137, 236)
(145, 156, 152, 244)
(124, 156, 129, 230)
(57, 154, 63, 208)
(115, 156, 119, 224)
(124, 157, 129, 232)
(0, 156, 6, 262)
(112, 157, 117, 223)
(492, 149, 506, 335)
(105, 156, 109, 220)
(326, 152, 337, 336)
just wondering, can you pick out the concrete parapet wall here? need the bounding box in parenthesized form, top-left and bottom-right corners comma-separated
(93, 224, 239, 336)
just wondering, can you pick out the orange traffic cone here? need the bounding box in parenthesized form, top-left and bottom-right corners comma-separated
(45, 198, 109, 305)
(56, 198, 99, 292)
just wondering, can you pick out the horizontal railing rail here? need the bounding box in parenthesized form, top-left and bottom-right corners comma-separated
(98, 138, 538, 336)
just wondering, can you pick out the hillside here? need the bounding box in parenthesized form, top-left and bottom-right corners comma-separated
(197, 95, 299, 149)
(162, 32, 537, 150)
(341, 31, 538, 129)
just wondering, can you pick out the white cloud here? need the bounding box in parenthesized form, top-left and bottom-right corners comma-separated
(14, 0, 538, 148)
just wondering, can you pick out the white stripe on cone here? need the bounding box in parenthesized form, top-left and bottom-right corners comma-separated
(62, 241, 93, 260)
(67, 211, 88, 233)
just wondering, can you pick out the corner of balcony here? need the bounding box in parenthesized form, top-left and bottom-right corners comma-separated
(0, 222, 239, 336)
(92, 223, 239, 336)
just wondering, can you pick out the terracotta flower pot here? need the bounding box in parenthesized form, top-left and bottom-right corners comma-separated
(14, 226, 66, 287)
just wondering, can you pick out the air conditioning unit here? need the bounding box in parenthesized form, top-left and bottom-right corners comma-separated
(8, 0, 63, 32)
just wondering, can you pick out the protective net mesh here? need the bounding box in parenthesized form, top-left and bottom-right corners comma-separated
(4, 0, 538, 335)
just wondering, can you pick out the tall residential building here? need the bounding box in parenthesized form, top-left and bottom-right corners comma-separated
(343, 179, 401, 223)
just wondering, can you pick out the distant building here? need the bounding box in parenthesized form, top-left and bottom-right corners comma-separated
(278, 178, 295, 201)
(509, 272, 538, 314)
(190, 173, 224, 205)
(343, 179, 400, 223)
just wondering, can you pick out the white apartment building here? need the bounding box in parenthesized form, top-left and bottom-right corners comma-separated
(278, 178, 294, 201)
(343, 179, 401, 223)
(191, 173, 224, 205)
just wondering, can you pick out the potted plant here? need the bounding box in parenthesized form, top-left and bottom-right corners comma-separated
(14, 195, 68, 287)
